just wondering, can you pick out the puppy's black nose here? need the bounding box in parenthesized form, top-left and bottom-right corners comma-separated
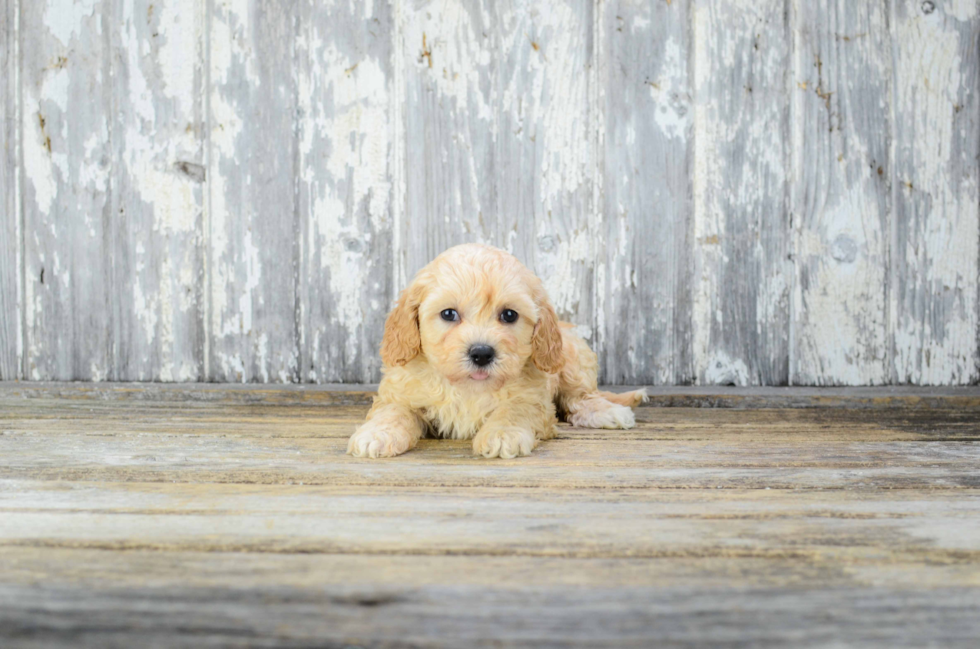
(469, 344, 495, 367)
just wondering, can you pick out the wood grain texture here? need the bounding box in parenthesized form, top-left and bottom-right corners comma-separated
(208, 0, 300, 382)
(1, 573, 977, 649)
(1, 388, 979, 647)
(110, 0, 207, 381)
(399, 0, 497, 278)
(20, 0, 113, 380)
(692, 0, 792, 386)
(6, 381, 980, 409)
(792, 1, 891, 385)
(0, 0, 17, 380)
(2, 581, 979, 649)
(494, 0, 594, 333)
(2, 1, 980, 386)
(4, 482, 980, 557)
(399, 0, 595, 333)
(2, 401, 979, 489)
(597, 0, 693, 385)
(296, 0, 394, 383)
(890, 0, 980, 384)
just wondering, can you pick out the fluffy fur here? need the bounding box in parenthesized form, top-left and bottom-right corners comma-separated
(348, 244, 648, 459)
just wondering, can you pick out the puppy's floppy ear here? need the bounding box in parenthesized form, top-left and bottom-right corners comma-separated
(531, 300, 564, 373)
(380, 280, 424, 366)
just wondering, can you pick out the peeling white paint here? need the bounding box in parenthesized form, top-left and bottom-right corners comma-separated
(790, 1, 890, 386)
(22, 90, 56, 216)
(892, 2, 979, 384)
(238, 229, 261, 337)
(400, 0, 497, 248)
(651, 37, 690, 141)
(692, 0, 790, 385)
(132, 241, 159, 351)
(44, 0, 98, 46)
(209, 0, 250, 358)
(703, 351, 751, 386)
(297, 4, 394, 374)
(111, 0, 205, 382)
(946, 0, 977, 21)
(537, 226, 591, 319)
(10, 0, 980, 385)
(155, 0, 198, 112)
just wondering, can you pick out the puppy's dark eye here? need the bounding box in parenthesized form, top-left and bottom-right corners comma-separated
(500, 309, 519, 324)
(440, 309, 459, 322)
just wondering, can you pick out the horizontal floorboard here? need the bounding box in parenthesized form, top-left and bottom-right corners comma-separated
(0, 384, 978, 646)
(1, 482, 979, 561)
(3, 383, 980, 409)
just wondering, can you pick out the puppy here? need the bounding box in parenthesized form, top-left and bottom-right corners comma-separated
(347, 244, 647, 459)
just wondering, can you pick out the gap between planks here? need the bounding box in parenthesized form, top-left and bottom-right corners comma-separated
(1, 382, 980, 409)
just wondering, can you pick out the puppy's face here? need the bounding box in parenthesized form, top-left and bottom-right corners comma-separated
(418, 265, 538, 387)
(380, 245, 564, 387)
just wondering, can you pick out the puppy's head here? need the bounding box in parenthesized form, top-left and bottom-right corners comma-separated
(380, 244, 564, 386)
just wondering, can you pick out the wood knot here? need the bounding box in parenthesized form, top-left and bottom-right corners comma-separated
(174, 161, 206, 183)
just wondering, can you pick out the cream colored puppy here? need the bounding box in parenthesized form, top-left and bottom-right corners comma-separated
(347, 244, 647, 459)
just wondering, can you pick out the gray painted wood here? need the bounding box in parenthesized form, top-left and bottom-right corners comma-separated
(1, 0, 979, 385)
(110, 0, 207, 381)
(399, 0, 595, 334)
(296, 0, 394, 383)
(493, 0, 595, 334)
(399, 0, 498, 282)
(890, 0, 980, 384)
(4, 381, 980, 410)
(208, 0, 301, 382)
(2, 390, 980, 646)
(21, 0, 114, 380)
(692, 0, 792, 386)
(0, 0, 17, 380)
(598, 0, 694, 385)
(792, 1, 891, 385)
(2, 580, 979, 649)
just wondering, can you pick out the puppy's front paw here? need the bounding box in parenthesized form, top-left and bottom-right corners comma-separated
(472, 425, 536, 459)
(347, 421, 415, 459)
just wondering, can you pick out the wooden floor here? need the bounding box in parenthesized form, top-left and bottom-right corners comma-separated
(1, 384, 979, 648)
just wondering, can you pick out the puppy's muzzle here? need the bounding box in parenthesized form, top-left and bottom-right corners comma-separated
(468, 344, 495, 367)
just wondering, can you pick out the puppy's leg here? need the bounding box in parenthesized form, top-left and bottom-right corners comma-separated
(597, 388, 650, 408)
(554, 327, 648, 430)
(348, 403, 425, 458)
(472, 399, 555, 459)
(566, 396, 639, 429)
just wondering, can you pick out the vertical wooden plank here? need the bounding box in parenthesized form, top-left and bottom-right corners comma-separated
(791, 1, 891, 385)
(597, 0, 693, 385)
(110, 0, 207, 381)
(493, 0, 594, 335)
(692, 0, 792, 386)
(891, 0, 979, 385)
(209, 0, 300, 382)
(399, 0, 496, 279)
(399, 0, 594, 334)
(296, 0, 394, 384)
(0, 0, 18, 379)
(21, 0, 113, 380)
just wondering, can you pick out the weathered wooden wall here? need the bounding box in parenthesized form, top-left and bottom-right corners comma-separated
(0, 0, 977, 385)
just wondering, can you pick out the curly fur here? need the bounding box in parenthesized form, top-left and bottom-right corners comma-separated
(379, 283, 423, 367)
(348, 244, 647, 459)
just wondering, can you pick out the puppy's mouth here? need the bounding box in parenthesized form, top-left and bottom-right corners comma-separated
(469, 370, 491, 381)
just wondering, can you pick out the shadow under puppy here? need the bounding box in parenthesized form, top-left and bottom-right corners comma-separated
(348, 244, 647, 459)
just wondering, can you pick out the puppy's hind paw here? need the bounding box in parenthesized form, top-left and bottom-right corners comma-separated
(472, 426, 536, 459)
(569, 402, 636, 430)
